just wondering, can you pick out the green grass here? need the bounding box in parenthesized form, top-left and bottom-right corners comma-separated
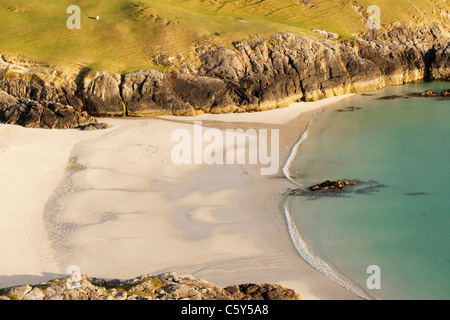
(0, 0, 448, 74)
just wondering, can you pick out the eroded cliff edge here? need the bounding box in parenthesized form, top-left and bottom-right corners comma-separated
(1, 23, 449, 119)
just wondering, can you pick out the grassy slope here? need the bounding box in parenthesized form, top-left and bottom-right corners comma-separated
(0, 0, 448, 74)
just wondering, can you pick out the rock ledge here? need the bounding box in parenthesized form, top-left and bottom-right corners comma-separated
(0, 273, 301, 301)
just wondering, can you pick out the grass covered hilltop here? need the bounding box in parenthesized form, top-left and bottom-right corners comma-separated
(0, 0, 449, 74)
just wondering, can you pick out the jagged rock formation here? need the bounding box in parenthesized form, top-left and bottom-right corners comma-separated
(0, 23, 449, 118)
(0, 273, 301, 301)
(309, 180, 356, 192)
(0, 90, 109, 130)
(312, 29, 340, 40)
(428, 44, 450, 80)
(408, 88, 450, 100)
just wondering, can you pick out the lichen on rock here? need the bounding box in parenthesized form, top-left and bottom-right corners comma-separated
(0, 273, 302, 301)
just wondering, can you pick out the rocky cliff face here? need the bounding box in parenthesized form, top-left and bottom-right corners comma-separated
(0, 90, 109, 130)
(0, 272, 301, 301)
(1, 23, 449, 119)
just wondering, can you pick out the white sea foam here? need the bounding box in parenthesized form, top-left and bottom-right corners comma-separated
(282, 113, 316, 187)
(281, 111, 370, 300)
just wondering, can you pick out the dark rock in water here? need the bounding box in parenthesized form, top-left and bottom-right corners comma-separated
(375, 95, 404, 100)
(405, 192, 429, 196)
(354, 184, 386, 195)
(121, 70, 196, 116)
(308, 180, 356, 192)
(337, 106, 362, 112)
(439, 89, 450, 100)
(408, 89, 438, 97)
(421, 89, 436, 96)
(407, 88, 450, 100)
(286, 179, 386, 200)
(0, 90, 109, 130)
(440, 89, 450, 97)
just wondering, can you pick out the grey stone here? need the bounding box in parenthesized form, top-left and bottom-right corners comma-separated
(23, 287, 45, 300)
(1, 23, 448, 118)
(115, 291, 127, 300)
(84, 72, 124, 117)
(0, 273, 302, 300)
(63, 289, 80, 300)
(169, 272, 179, 282)
(0, 90, 110, 130)
(5, 285, 32, 300)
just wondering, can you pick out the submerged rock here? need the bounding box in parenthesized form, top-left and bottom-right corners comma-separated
(375, 95, 404, 100)
(308, 180, 356, 192)
(286, 179, 386, 200)
(421, 89, 436, 96)
(439, 89, 450, 99)
(336, 106, 362, 112)
(407, 88, 450, 100)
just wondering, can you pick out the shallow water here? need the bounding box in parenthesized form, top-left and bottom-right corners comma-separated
(285, 82, 450, 300)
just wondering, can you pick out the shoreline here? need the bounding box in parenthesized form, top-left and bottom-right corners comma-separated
(281, 111, 317, 187)
(280, 107, 370, 300)
(280, 81, 450, 300)
(280, 80, 450, 300)
(0, 95, 359, 300)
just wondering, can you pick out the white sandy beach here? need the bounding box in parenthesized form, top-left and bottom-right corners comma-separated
(0, 95, 358, 300)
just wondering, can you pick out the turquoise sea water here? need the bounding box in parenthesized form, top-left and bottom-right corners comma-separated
(285, 82, 450, 300)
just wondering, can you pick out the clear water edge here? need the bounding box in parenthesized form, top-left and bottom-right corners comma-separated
(282, 81, 450, 300)
(281, 107, 373, 299)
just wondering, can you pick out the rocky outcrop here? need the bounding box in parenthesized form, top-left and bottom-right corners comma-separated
(0, 90, 110, 130)
(0, 55, 84, 111)
(309, 180, 356, 192)
(426, 44, 450, 80)
(0, 272, 301, 301)
(441, 89, 450, 97)
(336, 106, 362, 112)
(0, 23, 449, 117)
(121, 70, 196, 116)
(408, 88, 450, 100)
(286, 179, 386, 199)
(312, 29, 339, 40)
(375, 95, 404, 100)
(225, 283, 301, 300)
(83, 72, 124, 117)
